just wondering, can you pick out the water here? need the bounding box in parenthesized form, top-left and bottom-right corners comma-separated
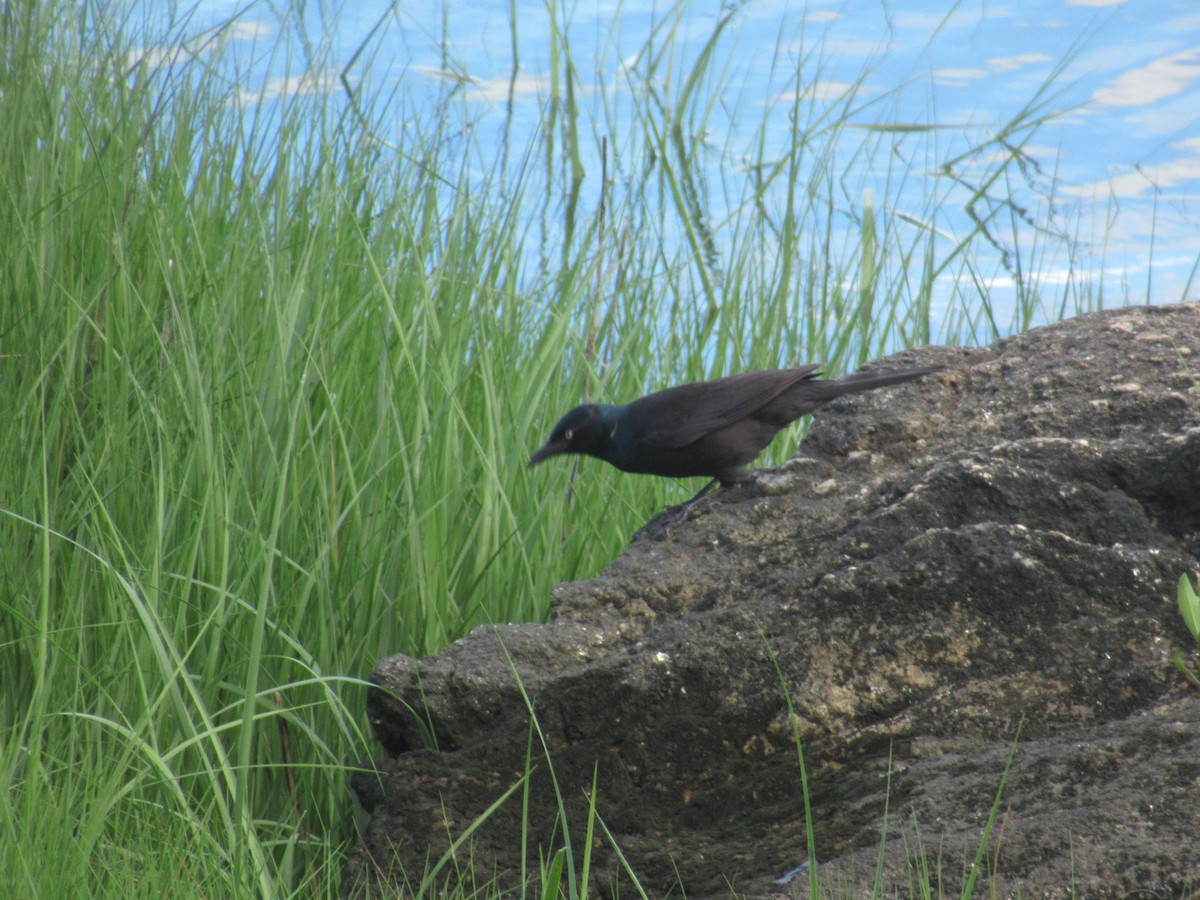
(159, 1, 1200, 337)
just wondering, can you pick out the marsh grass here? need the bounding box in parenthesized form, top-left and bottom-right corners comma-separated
(0, 0, 1135, 895)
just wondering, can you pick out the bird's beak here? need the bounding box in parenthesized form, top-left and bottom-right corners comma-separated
(528, 438, 567, 468)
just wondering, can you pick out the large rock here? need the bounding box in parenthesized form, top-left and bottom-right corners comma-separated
(345, 304, 1200, 898)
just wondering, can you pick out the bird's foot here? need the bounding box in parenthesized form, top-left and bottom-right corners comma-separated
(634, 477, 758, 541)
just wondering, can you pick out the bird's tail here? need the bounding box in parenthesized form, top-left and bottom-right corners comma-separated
(829, 365, 943, 395)
(765, 364, 943, 422)
(795, 365, 944, 410)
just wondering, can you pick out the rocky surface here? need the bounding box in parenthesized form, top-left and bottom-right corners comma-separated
(345, 304, 1200, 899)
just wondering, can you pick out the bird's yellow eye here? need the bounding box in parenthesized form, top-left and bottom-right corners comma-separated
(563, 428, 574, 441)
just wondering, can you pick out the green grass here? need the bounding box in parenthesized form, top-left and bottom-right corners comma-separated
(0, 0, 1170, 896)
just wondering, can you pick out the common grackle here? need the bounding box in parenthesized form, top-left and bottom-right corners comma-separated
(528, 364, 941, 499)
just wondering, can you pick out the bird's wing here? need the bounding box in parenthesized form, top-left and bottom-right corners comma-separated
(633, 366, 822, 449)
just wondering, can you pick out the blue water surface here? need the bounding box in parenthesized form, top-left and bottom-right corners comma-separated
(157, 1, 1199, 338)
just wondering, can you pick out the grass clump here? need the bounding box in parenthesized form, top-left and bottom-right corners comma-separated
(1174, 573, 1200, 689)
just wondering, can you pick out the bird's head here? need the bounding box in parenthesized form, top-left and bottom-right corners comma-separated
(528, 404, 610, 468)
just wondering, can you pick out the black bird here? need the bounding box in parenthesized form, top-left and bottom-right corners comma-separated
(528, 364, 941, 498)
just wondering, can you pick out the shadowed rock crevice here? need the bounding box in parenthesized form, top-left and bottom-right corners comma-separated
(346, 304, 1200, 899)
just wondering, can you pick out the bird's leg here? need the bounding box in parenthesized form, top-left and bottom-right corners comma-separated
(638, 475, 752, 541)
(634, 479, 716, 541)
(682, 478, 719, 508)
(658, 479, 720, 533)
